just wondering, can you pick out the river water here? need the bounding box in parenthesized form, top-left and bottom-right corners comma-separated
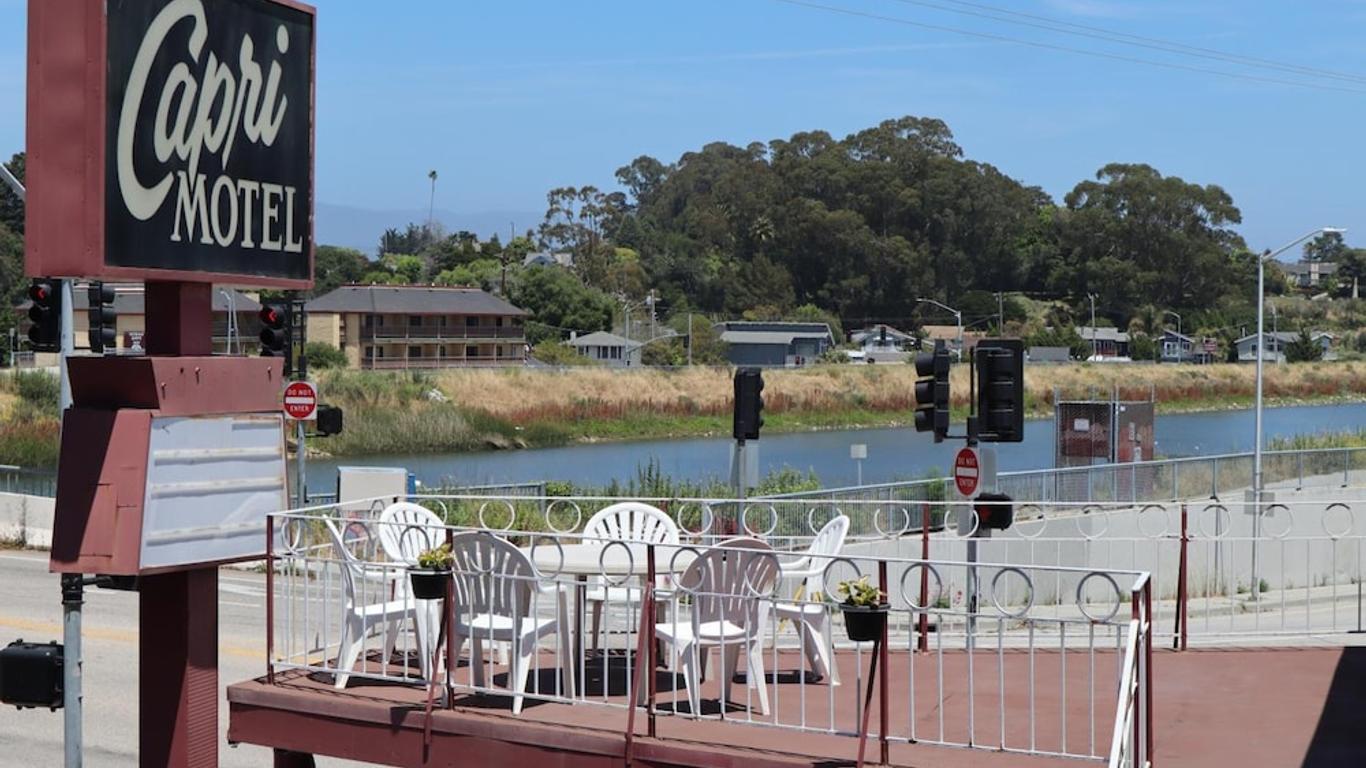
(305, 402, 1366, 495)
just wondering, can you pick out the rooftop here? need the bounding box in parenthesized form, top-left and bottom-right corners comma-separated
(305, 284, 528, 316)
(567, 331, 643, 349)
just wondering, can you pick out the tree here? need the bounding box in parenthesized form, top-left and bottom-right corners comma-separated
(1336, 248, 1366, 298)
(1285, 328, 1324, 363)
(312, 245, 370, 296)
(509, 266, 615, 345)
(1057, 164, 1248, 319)
(1303, 231, 1347, 263)
(378, 223, 438, 257)
(0, 151, 23, 235)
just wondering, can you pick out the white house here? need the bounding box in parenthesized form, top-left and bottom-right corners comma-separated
(566, 331, 643, 367)
(848, 324, 915, 363)
(1235, 331, 1335, 363)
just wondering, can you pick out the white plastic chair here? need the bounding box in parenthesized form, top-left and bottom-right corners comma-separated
(656, 537, 779, 715)
(377, 502, 447, 679)
(582, 502, 680, 653)
(326, 519, 424, 689)
(772, 514, 849, 685)
(448, 532, 575, 714)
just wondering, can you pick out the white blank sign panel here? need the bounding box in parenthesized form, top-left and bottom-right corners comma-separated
(139, 414, 288, 570)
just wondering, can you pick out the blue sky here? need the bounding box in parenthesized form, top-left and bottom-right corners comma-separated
(1, 0, 1363, 252)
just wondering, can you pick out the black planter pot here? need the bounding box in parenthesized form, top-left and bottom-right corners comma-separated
(841, 604, 889, 642)
(409, 569, 450, 600)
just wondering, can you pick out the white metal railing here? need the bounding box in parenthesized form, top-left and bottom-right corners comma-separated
(761, 446, 1366, 506)
(265, 496, 1152, 763)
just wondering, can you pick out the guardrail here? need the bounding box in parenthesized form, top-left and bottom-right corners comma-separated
(266, 496, 1152, 765)
(761, 446, 1366, 506)
(0, 464, 57, 497)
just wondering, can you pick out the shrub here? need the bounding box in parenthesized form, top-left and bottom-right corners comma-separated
(304, 342, 347, 370)
(14, 371, 59, 413)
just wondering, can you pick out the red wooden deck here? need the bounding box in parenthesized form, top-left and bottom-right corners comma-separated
(227, 646, 1365, 768)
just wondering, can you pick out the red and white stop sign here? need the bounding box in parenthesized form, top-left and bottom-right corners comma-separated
(954, 447, 980, 498)
(283, 381, 318, 421)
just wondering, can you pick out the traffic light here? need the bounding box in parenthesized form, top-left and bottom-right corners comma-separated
(975, 338, 1024, 443)
(258, 303, 292, 375)
(315, 405, 344, 437)
(914, 340, 950, 442)
(732, 367, 764, 441)
(87, 281, 116, 354)
(26, 280, 62, 352)
(973, 492, 1014, 530)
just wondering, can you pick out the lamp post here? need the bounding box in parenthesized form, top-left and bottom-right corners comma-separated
(1087, 293, 1098, 360)
(916, 298, 962, 361)
(1253, 227, 1345, 598)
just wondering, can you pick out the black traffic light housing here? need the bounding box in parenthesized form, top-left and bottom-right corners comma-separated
(26, 280, 61, 352)
(315, 405, 344, 437)
(973, 492, 1014, 530)
(0, 640, 64, 710)
(258, 302, 293, 375)
(975, 338, 1024, 443)
(913, 340, 951, 442)
(732, 367, 765, 441)
(87, 281, 116, 354)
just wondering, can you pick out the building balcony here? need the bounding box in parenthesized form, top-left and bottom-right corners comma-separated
(361, 325, 526, 342)
(361, 356, 526, 370)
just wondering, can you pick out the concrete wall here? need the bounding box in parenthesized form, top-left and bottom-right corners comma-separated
(0, 492, 55, 549)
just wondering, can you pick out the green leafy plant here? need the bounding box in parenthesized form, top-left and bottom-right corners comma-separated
(415, 542, 453, 571)
(836, 576, 885, 608)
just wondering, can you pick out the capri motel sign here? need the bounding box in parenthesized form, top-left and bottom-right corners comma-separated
(26, 1, 315, 766)
(28, 0, 314, 286)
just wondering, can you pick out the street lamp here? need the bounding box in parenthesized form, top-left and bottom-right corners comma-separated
(1252, 226, 1345, 596)
(916, 298, 962, 361)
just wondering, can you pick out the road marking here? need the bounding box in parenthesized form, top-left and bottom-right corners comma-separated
(0, 614, 263, 659)
(0, 552, 47, 565)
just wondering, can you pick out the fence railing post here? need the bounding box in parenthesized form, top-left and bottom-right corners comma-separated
(879, 559, 890, 766)
(1175, 503, 1188, 651)
(266, 513, 275, 684)
(919, 503, 930, 653)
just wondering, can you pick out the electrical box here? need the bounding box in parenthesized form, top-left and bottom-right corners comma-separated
(0, 641, 63, 710)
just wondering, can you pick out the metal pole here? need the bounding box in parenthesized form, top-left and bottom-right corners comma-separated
(1253, 253, 1265, 601)
(295, 419, 307, 507)
(61, 575, 82, 768)
(687, 313, 693, 366)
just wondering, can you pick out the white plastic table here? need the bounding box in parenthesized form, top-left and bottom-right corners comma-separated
(522, 542, 695, 666)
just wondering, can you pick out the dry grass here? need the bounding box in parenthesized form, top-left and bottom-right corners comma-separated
(431, 361, 1366, 425)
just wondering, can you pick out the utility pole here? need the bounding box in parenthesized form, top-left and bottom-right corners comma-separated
(995, 291, 1004, 334)
(1088, 293, 1098, 360)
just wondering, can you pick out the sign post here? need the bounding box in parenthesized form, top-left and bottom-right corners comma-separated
(26, 2, 316, 766)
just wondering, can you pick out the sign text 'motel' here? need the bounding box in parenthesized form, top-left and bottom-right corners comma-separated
(26, 0, 316, 288)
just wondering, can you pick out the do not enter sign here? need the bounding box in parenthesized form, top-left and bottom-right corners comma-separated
(283, 381, 318, 421)
(954, 446, 980, 498)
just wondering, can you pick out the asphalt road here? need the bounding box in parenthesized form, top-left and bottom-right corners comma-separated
(0, 550, 363, 767)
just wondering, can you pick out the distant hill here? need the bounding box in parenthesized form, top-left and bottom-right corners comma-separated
(316, 202, 541, 255)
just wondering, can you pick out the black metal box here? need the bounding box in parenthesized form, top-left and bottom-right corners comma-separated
(0, 640, 64, 709)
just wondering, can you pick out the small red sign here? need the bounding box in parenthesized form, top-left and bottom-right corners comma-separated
(283, 381, 318, 421)
(954, 447, 980, 497)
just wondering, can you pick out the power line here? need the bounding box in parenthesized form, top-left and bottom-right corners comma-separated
(885, 0, 1366, 86)
(769, 0, 1366, 95)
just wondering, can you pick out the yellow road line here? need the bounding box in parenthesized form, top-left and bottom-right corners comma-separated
(0, 615, 262, 660)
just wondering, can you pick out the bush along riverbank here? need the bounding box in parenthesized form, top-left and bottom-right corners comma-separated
(6, 361, 1366, 466)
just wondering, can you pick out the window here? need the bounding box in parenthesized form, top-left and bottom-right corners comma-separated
(409, 315, 422, 327)
(466, 316, 479, 327)
(408, 346, 423, 358)
(610, 346, 621, 360)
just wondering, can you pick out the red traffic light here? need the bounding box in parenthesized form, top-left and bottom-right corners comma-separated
(28, 284, 50, 303)
(259, 306, 282, 327)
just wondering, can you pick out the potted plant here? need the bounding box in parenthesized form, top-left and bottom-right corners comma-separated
(409, 543, 453, 600)
(836, 576, 889, 642)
